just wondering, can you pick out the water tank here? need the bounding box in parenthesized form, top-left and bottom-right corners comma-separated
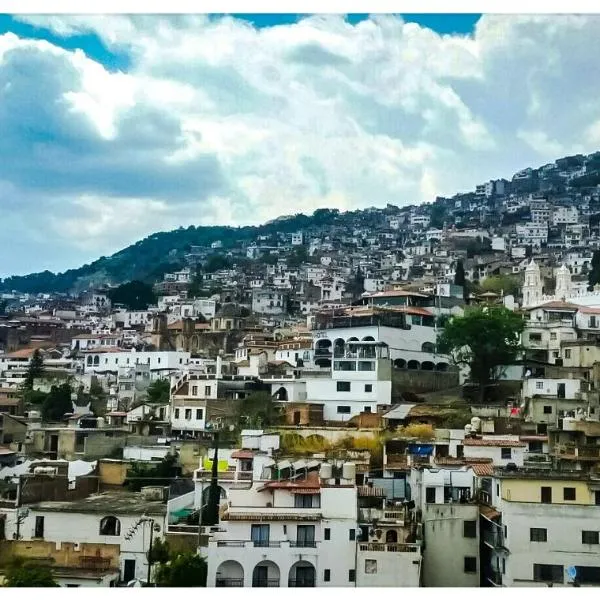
(342, 462, 356, 481)
(96, 417, 105, 429)
(319, 463, 332, 480)
(470, 417, 481, 432)
(563, 417, 576, 432)
(28, 410, 41, 420)
(464, 424, 473, 435)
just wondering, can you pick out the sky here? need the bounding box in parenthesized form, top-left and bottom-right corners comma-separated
(0, 13, 599, 277)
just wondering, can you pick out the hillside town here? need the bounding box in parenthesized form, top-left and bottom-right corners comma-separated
(1, 151, 600, 587)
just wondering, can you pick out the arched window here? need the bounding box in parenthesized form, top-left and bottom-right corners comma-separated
(385, 529, 398, 543)
(93, 355, 100, 366)
(87, 355, 93, 366)
(421, 342, 435, 353)
(99, 516, 121, 536)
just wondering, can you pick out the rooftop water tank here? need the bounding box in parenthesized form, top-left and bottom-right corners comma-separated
(342, 462, 356, 481)
(319, 463, 332, 480)
(470, 417, 481, 432)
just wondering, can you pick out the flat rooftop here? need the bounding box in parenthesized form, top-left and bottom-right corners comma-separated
(27, 491, 167, 516)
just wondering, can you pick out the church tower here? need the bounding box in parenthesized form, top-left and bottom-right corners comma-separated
(523, 259, 543, 307)
(555, 264, 572, 301)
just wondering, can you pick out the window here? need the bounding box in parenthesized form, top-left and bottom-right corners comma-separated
(550, 332, 557, 340)
(99, 516, 121, 536)
(463, 520, 477, 538)
(157, 358, 161, 364)
(365, 384, 373, 393)
(349, 528, 356, 541)
(348, 569, 356, 583)
(251, 524, 270, 547)
(196, 409, 203, 420)
(296, 525, 315, 547)
(365, 559, 377, 574)
(541, 486, 552, 503)
(530, 528, 547, 542)
(595, 491, 600, 506)
(529, 333, 542, 342)
(501, 448, 512, 460)
(565, 349, 572, 359)
(185, 409, 192, 420)
(324, 569, 331, 582)
(324, 528, 331, 540)
(205, 386, 211, 396)
(191, 386, 198, 396)
(34, 516, 45, 538)
(337, 406, 351, 414)
(464, 557, 477, 573)
(174, 409, 180, 419)
(337, 381, 351, 392)
(575, 566, 600, 584)
(543, 405, 552, 414)
(538, 424, 548, 435)
(426, 487, 436, 503)
(529, 441, 543, 453)
(564, 487, 576, 501)
(363, 406, 372, 413)
(533, 564, 563, 584)
(294, 494, 320, 508)
(536, 381, 543, 390)
(582, 531, 599, 545)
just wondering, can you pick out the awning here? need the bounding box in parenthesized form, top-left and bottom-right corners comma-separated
(292, 488, 320, 495)
(480, 505, 501, 521)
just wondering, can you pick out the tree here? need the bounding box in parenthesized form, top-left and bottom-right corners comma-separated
(454, 260, 466, 288)
(437, 306, 524, 401)
(155, 553, 207, 587)
(148, 538, 171, 565)
(205, 255, 232, 273)
(125, 454, 179, 491)
(23, 349, 44, 390)
(480, 274, 520, 297)
(589, 250, 600, 290)
(108, 280, 157, 310)
(287, 246, 308, 268)
(202, 433, 220, 527)
(235, 392, 278, 429)
(146, 378, 170, 404)
(4, 558, 59, 587)
(41, 383, 74, 422)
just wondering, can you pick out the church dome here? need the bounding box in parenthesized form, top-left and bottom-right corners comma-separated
(525, 259, 540, 272)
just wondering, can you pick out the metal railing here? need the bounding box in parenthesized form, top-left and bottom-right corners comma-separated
(358, 542, 420, 553)
(252, 579, 280, 587)
(288, 579, 316, 587)
(482, 528, 506, 550)
(216, 578, 244, 587)
(289, 540, 317, 548)
(217, 540, 246, 547)
(253, 541, 282, 548)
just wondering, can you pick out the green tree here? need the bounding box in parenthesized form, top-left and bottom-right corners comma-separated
(125, 454, 179, 491)
(41, 383, 73, 422)
(4, 558, 59, 587)
(287, 246, 308, 268)
(589, 250, 600, 290)
(454, 260, 466, 288)
(155, 553, 207, 587)
(205, 255, 232, 273)
(108, 280, 157, 310)
(23, 349, 44, 390)
(235, 392, 278, 429)
(437, 306, 524, 401)
(480, 274, 520, 297)
(148, 538, 171, 565)
(146, 378, 170, 404)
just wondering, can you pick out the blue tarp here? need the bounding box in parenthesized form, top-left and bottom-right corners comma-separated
(408, 444, 434, 456)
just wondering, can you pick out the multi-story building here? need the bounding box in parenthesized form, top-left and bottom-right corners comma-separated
(206, 465, 358, 588)
(479, 469, 600, 587)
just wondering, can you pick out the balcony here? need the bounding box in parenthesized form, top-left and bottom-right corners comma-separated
(79, 556, 112, 571)
(553, 444, 600, 461)
(358, 542, 420, 553)
(482, 528, 507, 551)
(252, 541, 282, 548)
(216, 578, 244, 587)
(289, 541, 317, 548)
(486, 570, 503, 587)
(252, 579, 280, 587)
(288, 579, 316, 587)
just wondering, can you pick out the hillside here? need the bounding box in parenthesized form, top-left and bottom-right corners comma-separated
(3, 149, 600, 295)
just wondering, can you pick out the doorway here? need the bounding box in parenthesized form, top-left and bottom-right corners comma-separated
(123, 559, 136, 583)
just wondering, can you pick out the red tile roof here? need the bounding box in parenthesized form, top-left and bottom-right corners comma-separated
(231, 450, 254, 459)
(471, 463, 495, 476)
(463, 438, 526, 448)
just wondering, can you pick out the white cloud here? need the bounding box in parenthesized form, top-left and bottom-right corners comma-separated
(3, 14, 600, 274)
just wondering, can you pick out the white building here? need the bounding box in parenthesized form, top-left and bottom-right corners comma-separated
(15, 490, 167, 584)
(206, 466, 358, 588)
(291, 232, 304, 246)
(83, 350, 190, 377)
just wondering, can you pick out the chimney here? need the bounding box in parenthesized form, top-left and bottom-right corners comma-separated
(216, 355, 223, 379)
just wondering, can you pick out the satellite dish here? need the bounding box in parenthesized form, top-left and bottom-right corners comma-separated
(566, 566, 577, 580)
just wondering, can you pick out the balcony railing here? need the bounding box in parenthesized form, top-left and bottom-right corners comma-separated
(358, 542, 420, 553)
(482, 528, 507, 550)
(288, 579, 316, 587)
(486, 570, 503, 587)
(237, 471, 253, 481)
(252, 579, 280, 587)
(217, 541, 246, 547)
(253, 541, 282, 548)
(289, 540, 317, 548)
(216, 578, 244, 587)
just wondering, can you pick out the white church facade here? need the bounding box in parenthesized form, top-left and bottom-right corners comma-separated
(522, 259, 600, 309)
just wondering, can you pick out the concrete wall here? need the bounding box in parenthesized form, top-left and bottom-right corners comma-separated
(392, 369, 459, 395)
(356, 549, 421, 587)
(422, 503, 480, 587)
